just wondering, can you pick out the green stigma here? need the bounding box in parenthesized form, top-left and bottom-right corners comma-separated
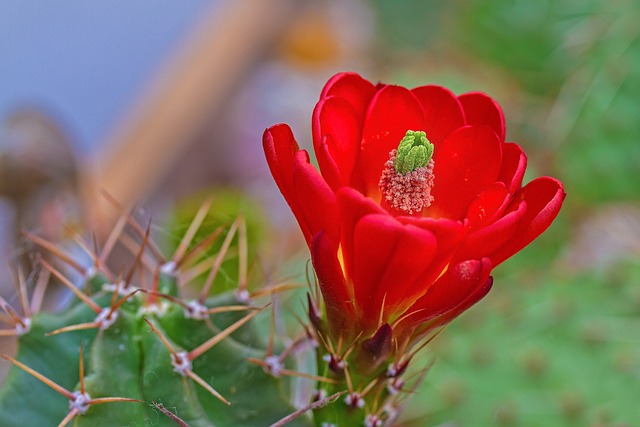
(394, 130, 434, 175)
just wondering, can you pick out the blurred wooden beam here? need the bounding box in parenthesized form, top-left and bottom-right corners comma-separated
(83, 0, 306, 235)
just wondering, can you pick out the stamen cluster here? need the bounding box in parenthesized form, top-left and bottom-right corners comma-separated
(379, 149, 435, 214)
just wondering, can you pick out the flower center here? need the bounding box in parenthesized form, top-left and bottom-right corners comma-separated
(378, 130, 435, 215)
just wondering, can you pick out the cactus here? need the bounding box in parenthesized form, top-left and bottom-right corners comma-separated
(0, 198, 314, 427)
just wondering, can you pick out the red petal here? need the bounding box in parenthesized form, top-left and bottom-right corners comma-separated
(397, 216, 467, 301)
(311, 231, 356, 333)
(352, 214, 437, 331)
(499, 143, 527, 194)
(290, 151, 340, 245)
(263, 124, 299, 199)
(314, 136, 342, 191)
(264, 125, 312, 243)
(312, 96, 361, 189)
(398, 258, 492, 328)
(320, 72, 376, 126)
(466, 181, 511, 231)
(490, 177, 566, 265)
(455, 198, 527, 262)
(459, 92, 506, 141)
(361, 85, 425, 196)
(336, 188, 387, 281)
(430, 125, 503, 219)
(263, 125, 340, 246)
(427, 276, 493, 332)
(411, 85, 465, 146)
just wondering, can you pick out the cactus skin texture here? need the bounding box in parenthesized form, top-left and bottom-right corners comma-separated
(0, 202, 312, 427)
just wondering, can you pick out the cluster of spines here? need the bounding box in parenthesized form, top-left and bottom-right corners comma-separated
(0, 197, 336, 426)
(303, 283, 437, 426)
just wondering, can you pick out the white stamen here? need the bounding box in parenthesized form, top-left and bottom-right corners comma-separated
(379, 149, 435, 214)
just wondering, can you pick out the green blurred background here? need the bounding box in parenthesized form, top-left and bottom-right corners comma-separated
(1, 1, 639, 426)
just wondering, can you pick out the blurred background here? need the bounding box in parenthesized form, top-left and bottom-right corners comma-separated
(1, 0, 639, 426)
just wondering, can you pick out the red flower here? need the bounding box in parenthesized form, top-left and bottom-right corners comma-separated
(264, 72, 565, 341)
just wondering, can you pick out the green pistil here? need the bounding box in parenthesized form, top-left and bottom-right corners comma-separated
(394, 130, 434, 174)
